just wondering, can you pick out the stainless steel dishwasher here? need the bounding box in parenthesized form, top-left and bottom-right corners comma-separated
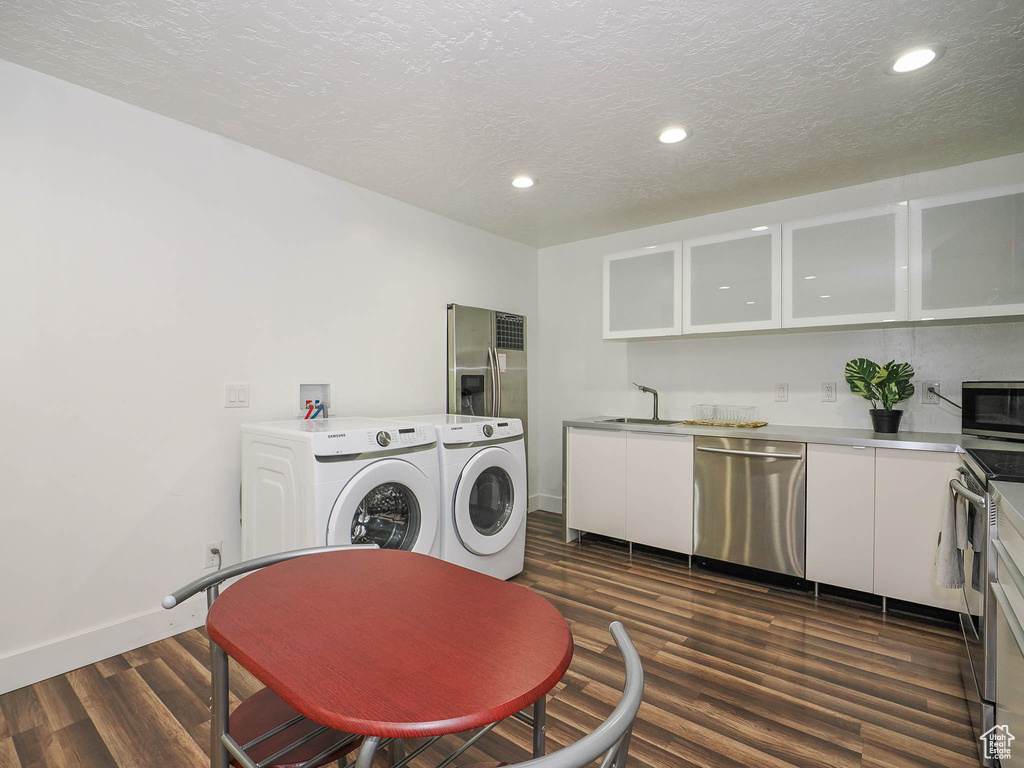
(693, 436, 807, 577)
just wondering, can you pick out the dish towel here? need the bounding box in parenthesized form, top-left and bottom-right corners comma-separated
(935, 473, 967, 589)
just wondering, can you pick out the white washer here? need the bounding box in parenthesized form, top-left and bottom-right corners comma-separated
(241, 417, 440, 560)
(394, 414, 527, 580)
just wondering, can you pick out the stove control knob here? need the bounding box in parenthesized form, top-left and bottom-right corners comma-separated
(376, 431, 391, 447)
(483, 424, 494, 438)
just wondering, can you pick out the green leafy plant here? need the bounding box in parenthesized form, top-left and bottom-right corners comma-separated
(844, 358, 916, 411)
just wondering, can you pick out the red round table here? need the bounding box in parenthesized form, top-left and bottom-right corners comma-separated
(207, 549, 574, 768)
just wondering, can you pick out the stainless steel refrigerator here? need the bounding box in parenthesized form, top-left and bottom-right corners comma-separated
(447, 303, 528, 441)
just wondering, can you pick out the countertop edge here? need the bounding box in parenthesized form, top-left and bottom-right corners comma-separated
(562, 417, 965, 453)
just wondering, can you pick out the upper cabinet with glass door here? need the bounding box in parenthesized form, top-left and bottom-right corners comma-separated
(683, 226, 781, 333)
(603, 243, 682, 339)
(910, 184, 1024, 321)
(782, 204, 909, 328)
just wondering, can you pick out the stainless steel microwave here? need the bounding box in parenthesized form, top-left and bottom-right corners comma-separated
(963, 382, 1024, 441)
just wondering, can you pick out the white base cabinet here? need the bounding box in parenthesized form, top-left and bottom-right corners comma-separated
(625, 433, 694, 554)
(873, 448, 961, 611)
(567, 427, 964, 613)
(806, 444, 875, 592)
(565, 428, 626, 540)
(565, 428, 693, 554)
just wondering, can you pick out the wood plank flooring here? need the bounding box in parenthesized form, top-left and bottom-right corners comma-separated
(0, 511, 978, 767)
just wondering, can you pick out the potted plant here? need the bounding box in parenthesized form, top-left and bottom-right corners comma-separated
(844, 358, 916, 433)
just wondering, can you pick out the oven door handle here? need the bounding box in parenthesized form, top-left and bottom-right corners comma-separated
(950, 478, 986, 509)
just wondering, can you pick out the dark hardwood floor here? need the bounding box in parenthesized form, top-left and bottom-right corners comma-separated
(0, 511, 978, 767)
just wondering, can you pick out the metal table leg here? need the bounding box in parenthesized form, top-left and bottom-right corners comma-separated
(355, 736, 382, 768)
(210, 640, 230, 768)
(532, 696, 546, 758)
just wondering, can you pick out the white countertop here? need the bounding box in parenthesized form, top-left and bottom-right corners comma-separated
(564, 416, 1024, 454)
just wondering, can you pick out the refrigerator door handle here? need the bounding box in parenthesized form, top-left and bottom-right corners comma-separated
(495, 347, 502, 416)
(487, 346, 497, 417)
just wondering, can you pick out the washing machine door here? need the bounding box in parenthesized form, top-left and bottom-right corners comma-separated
(453, 446, 526, 556)
(326, 459, 438, 553)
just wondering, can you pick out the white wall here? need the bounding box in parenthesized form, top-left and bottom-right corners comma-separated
(534, 153, 1024, 508)
(0, 60, 538, 693)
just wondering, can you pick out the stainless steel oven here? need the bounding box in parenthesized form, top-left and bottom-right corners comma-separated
(963, 381, 1024, 442)
(955, 452, 1001, 766)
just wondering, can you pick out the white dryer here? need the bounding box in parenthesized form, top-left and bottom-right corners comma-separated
(241, 417, 440, 560)
(395, 415, 527, 580)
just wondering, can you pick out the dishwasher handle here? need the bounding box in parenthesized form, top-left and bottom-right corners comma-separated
(696, 446, 804, 460)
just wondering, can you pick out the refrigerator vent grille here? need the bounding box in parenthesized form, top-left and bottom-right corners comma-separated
(495, 313, 525, 351)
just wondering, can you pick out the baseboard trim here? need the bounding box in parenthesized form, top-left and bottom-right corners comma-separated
(0, 600, 206, 695)
(529, 493, 562, 514)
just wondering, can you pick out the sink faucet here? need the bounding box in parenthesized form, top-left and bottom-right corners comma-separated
(632, 382, 659, 420)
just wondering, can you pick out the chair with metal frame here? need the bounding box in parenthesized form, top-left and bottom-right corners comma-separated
(451, 621, 644, 768)
(162, 544, 378, 768)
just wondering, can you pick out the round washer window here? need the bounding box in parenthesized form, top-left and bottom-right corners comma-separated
(351, 483, 421, 550)
(469, 467, 515, 536)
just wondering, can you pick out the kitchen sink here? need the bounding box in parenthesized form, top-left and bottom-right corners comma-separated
(599, 418, 683, 425)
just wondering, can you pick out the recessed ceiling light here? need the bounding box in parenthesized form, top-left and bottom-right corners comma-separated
(718, 285, 730, 290)
(646, 245, 658, 249)
(901, 265, 908, 269)
(804, 275, 816, 280)
(886, 46, 944, 74)
(512, 176, 534, 189)
(751, 226, 769, 232)
(658, 127, 688, 144)
(820, 294, 831, 299)
(746, 301, 756, 305)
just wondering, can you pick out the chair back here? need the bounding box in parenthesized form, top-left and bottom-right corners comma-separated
(162, 543, 378, 610)
(504, 621, 644, 768)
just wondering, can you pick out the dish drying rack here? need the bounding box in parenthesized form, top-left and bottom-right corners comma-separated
(684, 404, 767, 428)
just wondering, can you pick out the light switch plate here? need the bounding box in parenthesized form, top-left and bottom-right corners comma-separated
(225, 383, 250, 408)
(774, 383, 789, 402)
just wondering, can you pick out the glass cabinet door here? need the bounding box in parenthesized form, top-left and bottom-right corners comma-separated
(683, 226, 781, 333)
(910, 183, 1024, 321)
(603, 243, 682, 339)
(783, 204, 908, 328)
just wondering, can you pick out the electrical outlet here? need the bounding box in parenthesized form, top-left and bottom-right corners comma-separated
(922, 381, 941, 404)
(774, 383, 789, 402)
(205, 540, 223, 569)
(822, 382, 837, 402)
(224, 383, 250, 408)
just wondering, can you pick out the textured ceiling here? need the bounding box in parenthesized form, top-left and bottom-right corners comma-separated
(2, 1, 1023, 247)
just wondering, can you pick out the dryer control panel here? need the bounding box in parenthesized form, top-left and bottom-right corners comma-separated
(439, 418, 523, 446)
(311, 425, 436, 457)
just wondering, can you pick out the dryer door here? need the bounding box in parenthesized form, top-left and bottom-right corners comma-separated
(326, 459, 438, 553)
(453, 446, 526, 556)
